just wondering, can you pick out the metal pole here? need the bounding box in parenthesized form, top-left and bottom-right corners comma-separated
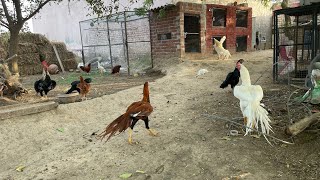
(294, 16, 299, 76)
(273, 13, 278, 82)
(275, 13, 279, 82)
(120, 22, 127, 73)
(148, 11, 154, 68)
(106, 18, 113, 68)
(124, 11, 130, 75)
(312, 10, 317, 59)
(79, 21, 85, 65)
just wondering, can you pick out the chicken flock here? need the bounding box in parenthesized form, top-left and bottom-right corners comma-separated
(22, 50, 273, 145)
(32, 54, 122, 101)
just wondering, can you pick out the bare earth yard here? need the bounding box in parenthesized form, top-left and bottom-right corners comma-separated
(0, 50, 319, 180)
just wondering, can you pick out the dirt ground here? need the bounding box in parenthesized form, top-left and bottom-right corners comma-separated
(0, 50, 320, 180)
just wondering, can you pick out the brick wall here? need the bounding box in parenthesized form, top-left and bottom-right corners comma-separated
(150, 2, 254, 61)
(150, 6, 181, 61)
(177, 2, 206, 58)
(206, 4, 252, 53)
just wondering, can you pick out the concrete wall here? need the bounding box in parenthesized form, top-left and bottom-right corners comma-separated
(246, 0, 273, 49)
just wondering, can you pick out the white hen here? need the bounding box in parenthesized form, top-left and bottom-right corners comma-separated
(233, 64, 272, 141)
(97, 62, 106, 75)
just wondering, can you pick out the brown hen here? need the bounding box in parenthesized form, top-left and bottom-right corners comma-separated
(77, 76, 91, 101)
(80, 63, 91, 73)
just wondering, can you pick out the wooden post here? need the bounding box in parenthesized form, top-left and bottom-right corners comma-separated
(52, 44, 66, 73)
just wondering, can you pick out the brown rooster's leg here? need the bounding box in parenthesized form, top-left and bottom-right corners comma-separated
(128, 129, 133, 144)
(143, 118, 158, 136)
(128, 118, 139, 144)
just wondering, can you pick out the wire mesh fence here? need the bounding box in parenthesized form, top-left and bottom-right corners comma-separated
(273, 5, 320, 85)
(79, 11, 152, 75)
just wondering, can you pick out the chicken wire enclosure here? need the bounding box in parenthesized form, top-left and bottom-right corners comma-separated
(79, 11, 152, 75)
(273, 4, 320, 84)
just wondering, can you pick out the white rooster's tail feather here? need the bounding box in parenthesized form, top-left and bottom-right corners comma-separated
(244, 102, 273, 141)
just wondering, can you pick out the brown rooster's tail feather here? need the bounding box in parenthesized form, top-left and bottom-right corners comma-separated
(97, 113, 132, 142)
(142, 82, 150, 103)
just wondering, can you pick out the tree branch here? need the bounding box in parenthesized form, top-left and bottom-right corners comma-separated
(13, 0, 23, 22)
(0, 0, 13, 24)
(23, 0, 53, 22)
(0, 19, 8, 27)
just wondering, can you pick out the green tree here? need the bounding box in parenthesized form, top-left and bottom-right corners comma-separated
(0, 0, 58, 75)
(0, 0, 152, 75)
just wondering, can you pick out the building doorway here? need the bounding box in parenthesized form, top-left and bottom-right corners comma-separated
(236, 36, 247, 52)
(184, 14, 201, 53)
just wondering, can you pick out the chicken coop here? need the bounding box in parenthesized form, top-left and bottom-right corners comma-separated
(149, 2, 252, 61)
(79, 11, 152, 75)
(273, 3, 320, 84)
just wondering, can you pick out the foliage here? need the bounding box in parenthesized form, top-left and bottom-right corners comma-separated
(0, 32, 9, 47)
(0, 0, 63, 31)
(260, 0, 272, 7)
(134, 0, 153, 16)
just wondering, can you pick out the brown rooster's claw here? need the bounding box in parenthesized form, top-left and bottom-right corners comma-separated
(148, 129, 158, 136)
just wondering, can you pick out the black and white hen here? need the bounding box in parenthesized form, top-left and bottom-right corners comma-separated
(34, 69, 56, 99)
(220, 59, 244, 89)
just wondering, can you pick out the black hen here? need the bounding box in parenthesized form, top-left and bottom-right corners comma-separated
(220, 59, 244, 89)
(65, 78, 92, 94)
(34, 70, 56, 98)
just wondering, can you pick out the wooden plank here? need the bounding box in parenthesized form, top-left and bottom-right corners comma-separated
(52, 44, 66, 73)
(285, 112, 320, 136)
(0, 101, 59, 120)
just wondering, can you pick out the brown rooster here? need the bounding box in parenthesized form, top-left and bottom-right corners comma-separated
(98, 82, 157, 144)
(111, 65, 121, 74)
(77, 76, 91, 101)
(80, 63, 91, 73)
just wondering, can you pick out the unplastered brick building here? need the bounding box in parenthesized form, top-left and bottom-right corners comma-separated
(149, 2, 252, 61)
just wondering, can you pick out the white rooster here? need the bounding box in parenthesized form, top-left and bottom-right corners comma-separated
(213, 36, 231, 60)
(233, 63, 272, 141)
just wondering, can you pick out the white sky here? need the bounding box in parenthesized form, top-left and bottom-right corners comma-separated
(0, 0, 34, 32)
(27, 19, 33, 32)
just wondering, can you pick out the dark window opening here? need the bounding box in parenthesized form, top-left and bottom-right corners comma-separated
(236, 36, 247, 52)
(236, 10, 248, 27)
(184, 15, 201, 53)
(211, 8, 226, 27)
(157, 33, 172, 40)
